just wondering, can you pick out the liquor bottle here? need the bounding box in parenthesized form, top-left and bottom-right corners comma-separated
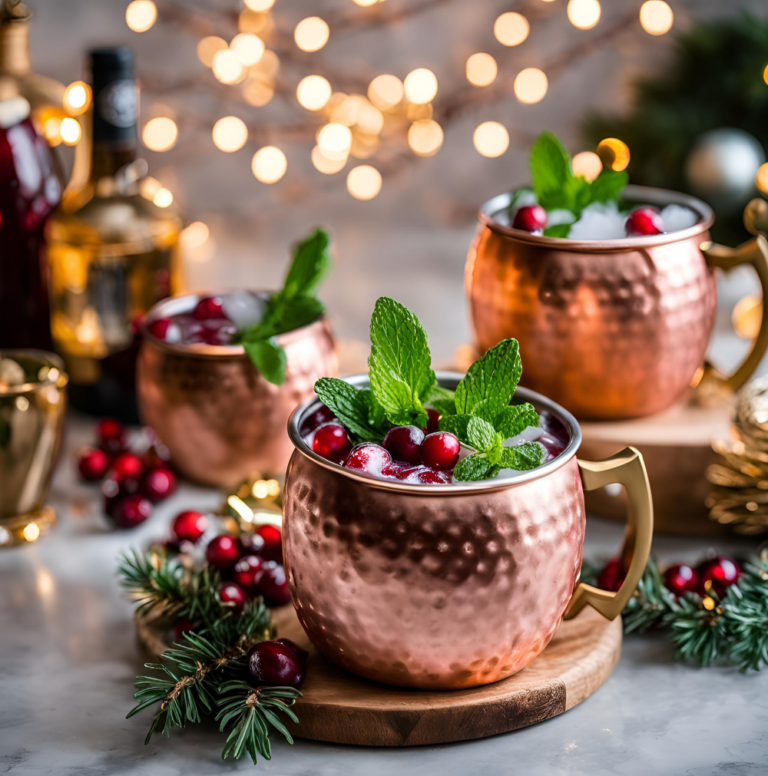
(47, 47, 183, 421)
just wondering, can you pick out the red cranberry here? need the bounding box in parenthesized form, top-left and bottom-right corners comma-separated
(597, 558, 625, 592)
(513, 204, 547, 233)
(200, 319, 237, 345)
(142, 441, 172, 470)
(219, 582, 247, 613)
(256, 561, 291, 606)
(192, 296, 227, 321)
(274, 637, 309, 662)
(173, 619, 195, 640)
(240, 531, 266, 557)
(300, 405, 335, 436)
(111, 452, 144, 481)
(78, 448, 109, 481)
(383, 425, 424, 465)
(625, 207, 664, 236)
(206, 534, 241, 571)
(697, 556, 741, 598)
(140, 467, 177, 502)
(344, 443, 392, 475)
(663, 564, 699, 597)
(425, 408, 440, 435)
(421, 432, 460, 471)
(234, 554, 264, 594)
(255, 525, 283, 563)
(247, 640, 305, 689)
(173, 510, 209, 543)
(97, 418, 126, 454)
(148, 317, 172, 340)
(381, 461, 415, 480)
(107, 493, 152, 529)
(401, 466, 450, 484)
(312, 422, 352, 464)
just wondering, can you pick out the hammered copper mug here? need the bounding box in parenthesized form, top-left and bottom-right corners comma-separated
(282, 372, 653, 690)
(467, 185, 768, 420)
(137, 291, 338, 487)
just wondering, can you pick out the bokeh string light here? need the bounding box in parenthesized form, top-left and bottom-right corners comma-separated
(466, 53, 498, 87)
(572, 151, 603, 181)
(407, 119, 444, 157)
(473, 121, 510, 158)
(294, 17, 330, 52)
(567, 0, 601, 30)
(296, 75, 332, 111)
(513, 67, 548, 104)
(493, 12, 530, 47)
(142, 117, 178, 152)
(597, 137, 631, 171)
(347, 165, 382, 199)
(212, 116, 248, 152)
(639, 1, 674, 36)
(126, 0, 157, 33)
(252, 146, 288, 183)
(403, 68, 438, 105)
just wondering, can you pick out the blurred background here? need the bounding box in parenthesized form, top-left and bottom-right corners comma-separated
(15, 0, 768, 365)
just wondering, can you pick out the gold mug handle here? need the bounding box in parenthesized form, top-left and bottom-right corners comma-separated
(564, 447, 654, 621)
(701, 235, 768, 392)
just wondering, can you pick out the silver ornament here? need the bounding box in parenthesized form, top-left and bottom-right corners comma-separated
(685, 128, 765, 212)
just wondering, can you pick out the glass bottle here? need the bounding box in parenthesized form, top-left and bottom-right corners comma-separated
(47, 47, 183, 421)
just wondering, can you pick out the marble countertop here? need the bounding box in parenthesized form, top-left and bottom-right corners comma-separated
(1, 415, 767, 776)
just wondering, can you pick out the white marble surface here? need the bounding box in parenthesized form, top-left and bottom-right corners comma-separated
(1, 413, 767, 776)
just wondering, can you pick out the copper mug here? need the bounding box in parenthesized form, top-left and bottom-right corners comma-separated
(467, 185, 768, 420)
(136, 292, 338, 487)
(0, 350, 68, 546)
(282, 372, 653, 690)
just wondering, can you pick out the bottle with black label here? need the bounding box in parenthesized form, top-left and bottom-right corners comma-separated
(47, 47, 183, 421)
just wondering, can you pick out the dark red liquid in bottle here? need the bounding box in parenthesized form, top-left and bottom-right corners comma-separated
(0, 113, 61, 350)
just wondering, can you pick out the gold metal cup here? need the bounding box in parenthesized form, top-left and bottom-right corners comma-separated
(467, 185, 768, 420)
(283, 373, 653, 690)
(136, 291, 339, 488)
(0, 350, 68, 547)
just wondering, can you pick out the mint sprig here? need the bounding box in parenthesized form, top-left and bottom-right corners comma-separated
(237, 228, 332, 385)
(527, 132, 629, 237)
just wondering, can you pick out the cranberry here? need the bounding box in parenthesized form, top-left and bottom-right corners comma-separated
(625, 207, 664, 236)
(256, 561, 291, 606)
(697, 556, 741, 598)
(383, 425, 424, 465)
(240, 531, 266, 557)
(97, 418, 126, 454)
(173, 510, 209, 543)
(148, 317, 172, 340)
(344, 443, 392, 475)
(401, 466, 451, 484)
(219, 582, 247, 613)
(78, 448, 109, 481)
(247, 640, 305, 689)
(425, 408, 441, 435)
(234, 554, 264, 594)
(663, 564, 699, 597)
(192, 296, 227, 321)
(312, 422, 352, 464)
(274, 637, 309, 662)
(206, 534, 241, 571)
(300, 405, 335, 436)
(597, 558, 625, 592)
(381, 461, 414, 480)
(421, 432, 460, 471)
(174, 618, 195, 640)
(140, 467, 177, 502)
(513, 204, 547, 233)
(107, 493, 152, 529)
(255, 525, 283, 563)
(111, 452, 144, 481)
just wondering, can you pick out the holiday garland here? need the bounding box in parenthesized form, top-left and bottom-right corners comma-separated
(584, 551, 768, 671)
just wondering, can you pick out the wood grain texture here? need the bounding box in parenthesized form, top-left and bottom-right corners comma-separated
(137, 605, 622, 747)
(580, 396, 734, 537)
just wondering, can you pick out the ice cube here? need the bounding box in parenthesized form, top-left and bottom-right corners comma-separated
(222, 290, 266, 331)
(660, 204, 699, 233)
(547, 209, 575, 227)
(568, 201, 628, 241)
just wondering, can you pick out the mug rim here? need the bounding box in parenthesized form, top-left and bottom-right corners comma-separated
(140, 289, 326, 358)
(0, 349, 68, 396)
(478, 184, 715, 252)
(287, 371, 582, 495)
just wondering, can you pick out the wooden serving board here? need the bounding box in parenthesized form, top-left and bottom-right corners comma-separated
(137, 605, 622, 747)
(580, 395, 734, 537)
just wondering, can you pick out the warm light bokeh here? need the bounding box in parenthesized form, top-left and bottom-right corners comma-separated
(368, 74, 404, 110)
(597, 137, 631, 171)
(347, 165, 382, 200)
(572, 151, 603, 182)
(312, 145, 347, 174)
(473, 121, 509, 158)
(153, 188, 174, 208)
(252, 146, 288, 183)
(757, 163, 768, 194)
(407, 119, 444, 157)
(466, 53, 498, 87)
(125, 0, 157, 32)
(403, 68, 438, 105)
(296, 75, 332, 111)
(513, 68, 548, 104)
(493, 12, 529, 47)
(567, 0, 601, 30)
(212, 49, 246, 84)
(180, 221, 210, 248)
(294, 17, 330, 52)
(64, 81, 91, 115)
(142, 117, 178, 152)
(60, 117, 81, 145)
(245, 0, 275, 10)
(317, 122, 353, 160)
(230, 33, 265, 66)
(212, 116, 248, 152)
(639, 1, 674, 35)
(197, 36, 228, 67)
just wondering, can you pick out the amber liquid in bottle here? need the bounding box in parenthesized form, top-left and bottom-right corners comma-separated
(47, 47, 182, 421)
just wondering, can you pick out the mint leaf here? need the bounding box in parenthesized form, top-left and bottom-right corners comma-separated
(589, 169, 629, 204)
(244, 339, 287, 385)
(368, 297, 435, 427)
(314, 378, 381, 442)
(454, 454, 499, 482)
(438, 414, 470, 441)
(466, 416, 498, 453)
(427, 384, 455, 403)
(431, 397, 457, 417)
(500, 443, 544, 471)
(282, 228, 332, 301)
(361, 388, 388, 431)
(543, 223, 571, 238)
(530, 132, 574, 211)
(494, 403, 539, 439)
(486, 433, 504, 466)
(240, 295, 324, 341)
(454, 339, 522, 422)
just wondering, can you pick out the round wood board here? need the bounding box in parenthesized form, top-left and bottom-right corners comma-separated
(580, 394, 734, 537)
(137, 605, 622, 747)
